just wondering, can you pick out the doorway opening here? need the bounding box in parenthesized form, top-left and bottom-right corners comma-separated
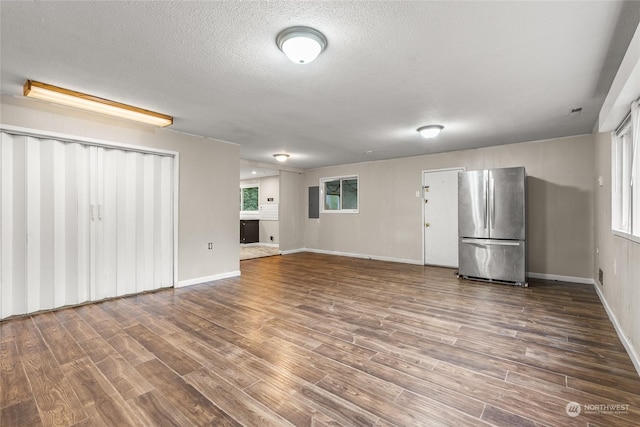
(240, 164, 280, 260)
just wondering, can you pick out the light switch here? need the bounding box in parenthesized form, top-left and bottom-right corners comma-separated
(598, 176, 603, 187)
(415, 191, 421, 198)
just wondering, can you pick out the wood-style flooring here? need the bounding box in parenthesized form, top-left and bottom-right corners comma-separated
(1, 252, 639, 426)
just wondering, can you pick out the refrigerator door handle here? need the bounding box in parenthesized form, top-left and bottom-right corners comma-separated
(490, 177, 496, 229)
(484, 174, 489, 229)
(461, 239, 521, 246)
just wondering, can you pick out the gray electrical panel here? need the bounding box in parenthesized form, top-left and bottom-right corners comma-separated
(308, 186, 319, 218)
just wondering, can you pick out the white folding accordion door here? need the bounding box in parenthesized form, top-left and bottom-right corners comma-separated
(1, 132, 174, 319)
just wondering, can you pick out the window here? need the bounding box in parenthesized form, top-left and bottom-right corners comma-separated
(320, 176, 358, 213)
(612, 101, 639, 241)
(240, 184, 259, 212)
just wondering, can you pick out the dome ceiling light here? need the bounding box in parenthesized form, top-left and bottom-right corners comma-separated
(273, 153, 290, 162)
(417, 125, 444, 139)
(276, 26, 327, 64)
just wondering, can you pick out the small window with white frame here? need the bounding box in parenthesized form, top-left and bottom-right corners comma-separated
(320, 175, 359, 213)
(240, 184, 259, 213)
(612, 100, 639, 241)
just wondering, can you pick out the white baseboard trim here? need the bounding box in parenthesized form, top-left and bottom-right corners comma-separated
(527, 272, 595, 285)
(283, 252, 604, 277)
(280, 248, 307, 255)
(299, 248, 423, 266)
(241, 243, 279, 248)
(591, 282, 640, 377)
(176, 271, 241, 288)
(280, 252, 598, 283)
(260, 243, 279, 248)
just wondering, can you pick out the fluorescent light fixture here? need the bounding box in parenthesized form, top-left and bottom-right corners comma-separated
(417, 125, 444, 139)
(23, 80, 173, 127)
(276, 26, 327, 64)
(252, 170, 257, 175)
(273, 153, 290, 162)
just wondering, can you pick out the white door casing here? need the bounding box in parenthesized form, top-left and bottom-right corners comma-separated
(423, 168, 464, 268)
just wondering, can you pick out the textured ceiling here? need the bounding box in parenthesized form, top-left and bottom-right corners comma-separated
(1, 1, 639, 170)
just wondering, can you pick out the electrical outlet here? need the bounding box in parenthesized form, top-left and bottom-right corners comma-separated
(270, 236, 274, 241)
(207, 242, 213, 250)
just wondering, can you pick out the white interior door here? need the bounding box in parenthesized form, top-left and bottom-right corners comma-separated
(1, 133, 28, 318)
(1, 135, 92, 318)
(98, 148, 175, 298)
(423, 168, 464, 267)
(0, 131, 175, 320)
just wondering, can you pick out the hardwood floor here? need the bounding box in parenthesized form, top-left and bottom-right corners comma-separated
(1, 252, 639, 426)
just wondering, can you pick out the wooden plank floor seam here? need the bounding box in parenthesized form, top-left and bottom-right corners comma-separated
(1, 252, 639, 426)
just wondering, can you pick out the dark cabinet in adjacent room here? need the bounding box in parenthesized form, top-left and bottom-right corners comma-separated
(240, 220, 259, 243)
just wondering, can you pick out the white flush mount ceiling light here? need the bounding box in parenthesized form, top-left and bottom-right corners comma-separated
(273, 153, 290, 162)
(23, 80, 173, 127)
(276, 26, 327, 64)
(417, 125, 444, 139)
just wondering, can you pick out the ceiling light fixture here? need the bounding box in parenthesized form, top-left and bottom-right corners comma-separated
(417, 125, 444, 139)
(23, 80, 173, 127)
(276, 26, 327, 64)
(273, 153, 290, 162)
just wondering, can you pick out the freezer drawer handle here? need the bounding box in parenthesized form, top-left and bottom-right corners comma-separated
(461, 239, 521, 246)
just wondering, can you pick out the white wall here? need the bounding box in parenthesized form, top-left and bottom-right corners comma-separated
(258, 175, 279, 244)
(279, 170, 305, 252)
(1, 94, 240, 285)
(593, 21, 640, 373)
(593, 131, 640, 372)
(302, 134, 595, 281)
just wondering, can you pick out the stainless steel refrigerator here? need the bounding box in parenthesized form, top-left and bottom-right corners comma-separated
(457, 167, 527, 286)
